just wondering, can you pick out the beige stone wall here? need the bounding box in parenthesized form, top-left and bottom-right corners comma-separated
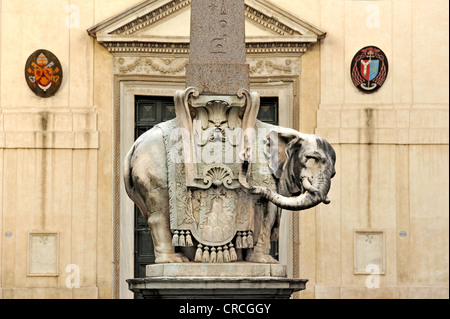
(0, 0, 448, 299)
(0, 0, 142, 299)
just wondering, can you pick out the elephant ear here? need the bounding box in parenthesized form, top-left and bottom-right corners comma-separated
(265, 130, 302, 179)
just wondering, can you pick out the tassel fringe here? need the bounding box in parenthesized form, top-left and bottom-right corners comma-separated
(217, 247, 224, 263)
(179, 230, 186, 247)
(173, 229, 255, 263)
(229, 243, 237, 261)
(172, 230, 179, 247)
(236, 232, 242, 248)
(210, 247, 217, 263)
(194, 244, 203, 262)
(235, 230, 254, 249)
(191, 243, 240, 263)
(202, 246, 210, 263)
(242, 231, 248, 248)
(172, 229, 194, 247)
(186, 231, 194, 246)
(223, 246, 230, 262)
(247, 231, 254, 248)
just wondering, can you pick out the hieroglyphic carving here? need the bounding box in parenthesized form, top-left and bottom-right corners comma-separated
(220, 0, 227, 15)
(207, 0, 229, 54)
(210, 36, 228, 54)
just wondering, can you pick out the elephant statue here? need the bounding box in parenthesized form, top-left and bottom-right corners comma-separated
(123, 112, 336, 264)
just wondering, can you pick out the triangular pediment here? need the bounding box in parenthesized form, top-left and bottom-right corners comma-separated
(88, 0, 326, 55)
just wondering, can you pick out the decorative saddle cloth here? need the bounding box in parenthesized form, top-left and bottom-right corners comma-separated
(156, 118, 276, 262)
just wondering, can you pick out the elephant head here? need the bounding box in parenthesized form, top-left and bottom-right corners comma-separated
(250, 129, 336, 211)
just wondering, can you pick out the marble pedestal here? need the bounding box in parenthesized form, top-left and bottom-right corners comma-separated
(127, 263, 307, 299)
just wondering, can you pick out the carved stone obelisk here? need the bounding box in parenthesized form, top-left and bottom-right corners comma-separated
(185, 0, 249, 94)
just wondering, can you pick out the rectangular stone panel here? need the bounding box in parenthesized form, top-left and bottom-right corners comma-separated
(28, 232, 59, 276)
(354, 231, 385, 275)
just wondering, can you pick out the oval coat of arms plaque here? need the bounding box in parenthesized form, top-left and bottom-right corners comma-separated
(25, 49, 63, 98)
(350, 46, 388, 93)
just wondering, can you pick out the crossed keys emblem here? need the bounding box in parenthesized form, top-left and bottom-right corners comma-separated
(25, 49, 63, 97)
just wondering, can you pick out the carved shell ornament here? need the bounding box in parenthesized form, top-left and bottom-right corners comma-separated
(202, 164, 234, 188)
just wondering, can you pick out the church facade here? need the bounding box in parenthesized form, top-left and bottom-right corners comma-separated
(0, 0, 448, 299)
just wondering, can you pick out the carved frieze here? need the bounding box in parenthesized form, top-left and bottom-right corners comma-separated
(114, 56, 301, 76)
(248, 57, 301, 76)
(114, 57, 189, 75)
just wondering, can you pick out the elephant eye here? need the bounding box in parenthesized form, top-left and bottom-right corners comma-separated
(305, 154, 322, 162)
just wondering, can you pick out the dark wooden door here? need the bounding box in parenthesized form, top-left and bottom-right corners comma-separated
(256, 97, 279, 259)
(133, 95, 279, 289)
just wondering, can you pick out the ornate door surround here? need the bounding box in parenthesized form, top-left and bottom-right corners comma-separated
(115, 72, 299, 298)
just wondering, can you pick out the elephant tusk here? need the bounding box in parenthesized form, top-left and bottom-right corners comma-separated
(302, 177, 319, 193)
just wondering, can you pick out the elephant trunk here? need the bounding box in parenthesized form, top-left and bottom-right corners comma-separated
(253, 177, 331, 211)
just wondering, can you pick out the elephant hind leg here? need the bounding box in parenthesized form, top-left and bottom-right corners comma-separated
(147, 205, 189, 263)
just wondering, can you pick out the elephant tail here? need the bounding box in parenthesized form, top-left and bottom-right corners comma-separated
(123, 144, 135, 199)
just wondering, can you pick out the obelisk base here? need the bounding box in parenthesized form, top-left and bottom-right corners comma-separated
(127, 263, 307, 299)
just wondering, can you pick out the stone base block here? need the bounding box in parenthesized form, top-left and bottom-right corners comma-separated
(145, 262, 287, 278)
(127, 263, 307, 299)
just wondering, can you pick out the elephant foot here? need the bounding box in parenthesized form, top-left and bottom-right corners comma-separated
(155, 252, 189, 264)
(245, 251, 279, 264)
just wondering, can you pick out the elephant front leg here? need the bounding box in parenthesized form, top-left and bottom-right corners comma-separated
(147, 205, 189, 263)
(245, 202, 279, 264)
